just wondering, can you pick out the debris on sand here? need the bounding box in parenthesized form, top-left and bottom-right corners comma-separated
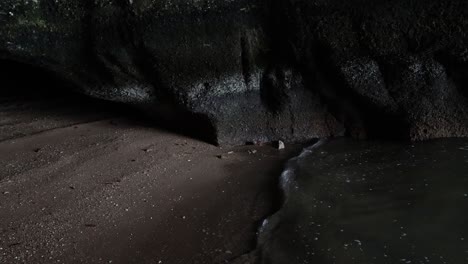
(217, 151, 234, 159)
(276, 140, 285, 150)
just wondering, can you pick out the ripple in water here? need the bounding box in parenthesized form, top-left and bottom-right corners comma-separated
(257, 138, 468, 264)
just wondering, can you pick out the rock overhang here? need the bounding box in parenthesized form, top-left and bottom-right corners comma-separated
(1, 0, 467, 145)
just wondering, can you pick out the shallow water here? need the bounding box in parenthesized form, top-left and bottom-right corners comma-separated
(258, 138, 468, 264)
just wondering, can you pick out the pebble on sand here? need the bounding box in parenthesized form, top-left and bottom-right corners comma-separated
(276, 140, 285, 150)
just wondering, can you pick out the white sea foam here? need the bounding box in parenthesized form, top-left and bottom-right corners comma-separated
(257, 138, 327, 243)
(279, 139, 327, 201)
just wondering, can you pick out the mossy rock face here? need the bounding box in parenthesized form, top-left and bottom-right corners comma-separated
(1, 0, 467, 145)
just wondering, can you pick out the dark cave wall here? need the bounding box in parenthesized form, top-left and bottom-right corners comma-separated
(278, 0, 468, 140)
(1, 0, 467, 144)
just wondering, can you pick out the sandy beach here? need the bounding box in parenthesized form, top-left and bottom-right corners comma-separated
(0, 93, 302, 264)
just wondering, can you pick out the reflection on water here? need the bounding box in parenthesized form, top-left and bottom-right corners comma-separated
(258, 139, 468, 264)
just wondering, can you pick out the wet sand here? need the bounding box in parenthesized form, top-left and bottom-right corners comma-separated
(0, 94, 302, 264)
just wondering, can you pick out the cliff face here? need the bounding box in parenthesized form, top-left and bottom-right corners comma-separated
(1, 0, 467, 144)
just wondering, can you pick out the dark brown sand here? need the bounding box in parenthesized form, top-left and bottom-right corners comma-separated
(0, 95, 301, 264)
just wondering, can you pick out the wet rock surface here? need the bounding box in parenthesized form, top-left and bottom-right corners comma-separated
(257, 139, 468, 264)
(1, 0, 468, 144)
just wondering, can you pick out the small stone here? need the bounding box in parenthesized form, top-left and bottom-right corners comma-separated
(216, 155, 224, 159)
(276, 140, 285, 150)
(248, 150, 257, 154)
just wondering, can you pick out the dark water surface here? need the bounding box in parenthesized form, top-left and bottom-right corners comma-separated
(258, 139, 468, 264)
